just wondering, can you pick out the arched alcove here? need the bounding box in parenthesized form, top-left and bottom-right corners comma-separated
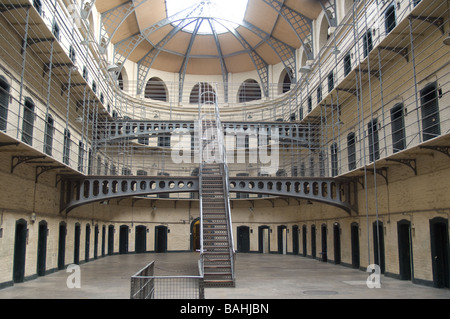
(238, 79, 261, 103)
(145, 77, 168, 102)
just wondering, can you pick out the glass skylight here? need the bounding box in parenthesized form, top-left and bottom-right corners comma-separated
(166, 0, 249, 34)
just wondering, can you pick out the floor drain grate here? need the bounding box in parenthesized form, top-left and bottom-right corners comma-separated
(303, 290, 338, 296)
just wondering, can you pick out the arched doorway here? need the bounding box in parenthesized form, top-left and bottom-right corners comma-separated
(397, 220, 413, 280)
(430, 217, 450, 288)
(258, 226, 270, 254)
(74, 223, 81, 264)
(277, 225, 287, 255)
(119, 225, 129, 254)
(321, 224, 327, 262)
(333, 223, 341, 264)
(292, 225, 299, 255)
(351, 222, 360, 269)
(237, 226, 250, 253)
(13, 219, 27, 283)
(155, 226, 168, 253)
(58, 222, 66, 270)
(135, 225, 147, 253)
(373, 221, 385, 274)
(108, 225, 114, 255)
(191, 219, 201, 251)
(37, 221, 48, 276)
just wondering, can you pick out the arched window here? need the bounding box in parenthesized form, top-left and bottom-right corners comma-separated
(279, 69, 293, 94)
(190, 82, 217, 104)
(145, 77, 168, 102)
(22, 97, 35, 145)
(318, 14, 330, 50)
(0, 76, 10, 132)
(44, 114, 54, 156)
(385, 4, 397, 34)
(238, 79, 261, 103)
(117, 72, 124, 91)
(33, 0, 42, 15)
(63, 129, 71, 165)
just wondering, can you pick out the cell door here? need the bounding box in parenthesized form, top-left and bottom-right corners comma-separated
(13, 219, 27, 283)
(119, 225, 129, 254)
(277, 226, 287, 255)
(108, 225, 114, 255)
(351, 223, 360, 269)
(292, 225, 299, 255)
(373, 221, 385, 274)
(397, 220, 412, 281)
(333, 223, 341, 264)
(237, 226, 250, 253)
(37, 221, 48, 276)
(135, 225, 147, 254)
(430, 218, 450, 288)
(58, 222, 66, 270)
(311, 225, 316, 259)
(155, 226, 168, 253)
(258, 226, 270, 254)
(420, 82, 440, 141)
(321, 225, 327, 262)
(74, 224, 80, 264)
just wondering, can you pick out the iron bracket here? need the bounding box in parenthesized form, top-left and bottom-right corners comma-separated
(379, 46, 409, 63)
(410, 16, 444, 34)
(36, 166, 65, 183)
(420, 146, 450, 158)
(11, 156, 46, 173)
(386, 158, 417, 175)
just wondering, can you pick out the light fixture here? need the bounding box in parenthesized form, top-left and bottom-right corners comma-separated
(444, 33, 450, 46)
(299, 65, 311, 74)
(332, 47, 341, 55)
(81, 40, 97, 47)
(107, 64, 120, 73)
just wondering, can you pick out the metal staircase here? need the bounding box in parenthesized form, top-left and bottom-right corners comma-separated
(198, 85, 235, 288)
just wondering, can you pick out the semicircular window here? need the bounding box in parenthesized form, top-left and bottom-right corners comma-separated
(238, 79, 261, 103)
(190, 83, 217, 104)
(145, 77, 168, 102)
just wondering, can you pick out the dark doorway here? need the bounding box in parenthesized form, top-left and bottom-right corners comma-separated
(373, 221, 385, 274)
(302, 225, 307, 257)
(333, 223, 341, 264)
(391, 103, 406, 153)
(278, 225, 287, 254)
(37, 221, 48, 276)
(237, 226, 250, 253)
(258, 226, 270, 254)
(311, 225, 316, 259)
(155, 226, 168, 253)
(135, 225, 147, 253)
(351, 222, 360, 269)
(430, 218, 450, 288)
(191, 219, 201, 251)
(397, 220, 413, 280)
(85, 224, 91, 262)
(13, 219, 27, 283)
(420, 82, 440, 141)
(292, 225, 299, 255)
(94, 225, 98, 259)
(108, 225, 114, 255)
(101, 225, 106, 257)
(119, 225, 129, 254)
(74, 223, 80, 264)
(321, 224, 327, 262)
(58, 222, 66, 270)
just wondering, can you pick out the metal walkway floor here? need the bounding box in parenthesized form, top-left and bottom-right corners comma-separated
(0, 253, 448, 299)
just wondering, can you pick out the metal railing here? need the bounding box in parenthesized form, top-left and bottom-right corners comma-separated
(130, 260, 205, 299)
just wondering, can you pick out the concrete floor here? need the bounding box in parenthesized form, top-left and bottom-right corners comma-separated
(0, 252, 449, 299)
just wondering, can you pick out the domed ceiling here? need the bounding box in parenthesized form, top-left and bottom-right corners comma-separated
(94, 0, 323, 96)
